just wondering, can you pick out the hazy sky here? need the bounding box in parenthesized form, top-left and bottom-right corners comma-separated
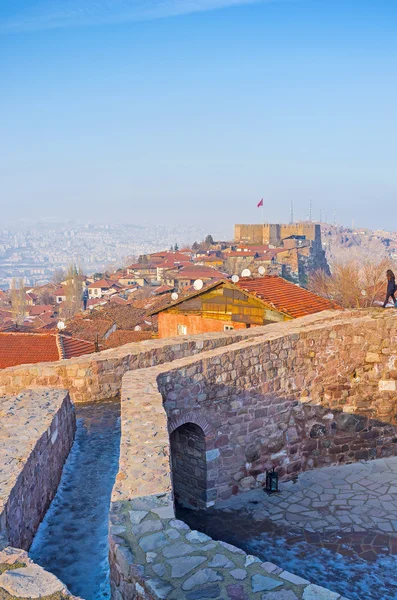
(1, 0, 396, 231)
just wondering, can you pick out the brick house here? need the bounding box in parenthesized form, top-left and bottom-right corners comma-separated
(150, 276, 339, 338)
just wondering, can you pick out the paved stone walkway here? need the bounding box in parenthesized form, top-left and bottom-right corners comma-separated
(216, 457, 397, 538)
(110, 493, 350, 600)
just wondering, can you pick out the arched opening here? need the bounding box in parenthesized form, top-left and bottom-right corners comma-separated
(170, 422, 207, 510)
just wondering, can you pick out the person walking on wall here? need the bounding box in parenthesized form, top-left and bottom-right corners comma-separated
(82, 283, 89, 311)
(383, 269, 397, 308)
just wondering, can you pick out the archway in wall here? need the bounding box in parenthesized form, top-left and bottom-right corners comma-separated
(170, 422, 207, 510)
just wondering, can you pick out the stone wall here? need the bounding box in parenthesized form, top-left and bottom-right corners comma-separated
(0, 390, 79, 598)
(116, 309, 397, 510)
(0, 327, 265, 403)
(109, 365, 345, 600)
(0, 389, 76, 550)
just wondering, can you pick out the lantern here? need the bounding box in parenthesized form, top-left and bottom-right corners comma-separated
(265, 468, 279, 494)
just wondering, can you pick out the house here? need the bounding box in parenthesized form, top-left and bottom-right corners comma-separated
(28, 304, 56, 318)
(126, 263, 158, 282)
(64, 314, 116, 343)
(150, 276, 340, 338)
(236, 276, 340, 319)
(0, 332, 95, 369)
(54, 286, 67, 304)
(87, 279, 120, 299)
(193, 253, 224, 269)
(162, 265, 225, 292)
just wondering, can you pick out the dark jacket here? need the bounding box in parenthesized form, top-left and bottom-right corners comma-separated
(387, 278, 396, 297)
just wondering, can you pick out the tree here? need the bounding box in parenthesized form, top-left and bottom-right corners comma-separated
(38, 290, 55, 305)
(61, 264, 84, 319)
(205, 235, 214, 246)
(51, 268, 66, 284)
(174, 243, 179, 251)
(10, 278, 27, 326)
(192, 241, 200, 251)
(309, 259, 391, 308)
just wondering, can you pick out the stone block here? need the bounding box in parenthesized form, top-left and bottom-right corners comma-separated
(302, 584, 341, 599)
(366, 352, 380, 363)
(379, 380, 396, 391)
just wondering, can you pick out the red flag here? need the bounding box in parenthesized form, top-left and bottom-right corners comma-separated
(257, 198, 263, 208)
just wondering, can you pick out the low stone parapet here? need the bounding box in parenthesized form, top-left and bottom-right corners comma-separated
(0, 547, 81, 599)
(0, 389, 76, 550)
(0, 326, 267, 403)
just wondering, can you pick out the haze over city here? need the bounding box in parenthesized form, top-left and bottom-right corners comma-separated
(2, 0, 397, 230)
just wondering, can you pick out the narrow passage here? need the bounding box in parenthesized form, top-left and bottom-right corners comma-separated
(30, 400, 121, 600)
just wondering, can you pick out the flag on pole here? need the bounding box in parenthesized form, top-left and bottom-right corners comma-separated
(257, 198, 263, 208)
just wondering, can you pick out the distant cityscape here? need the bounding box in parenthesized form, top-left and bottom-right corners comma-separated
(1, 218, 397, 291)
(0, 221, 228, 290)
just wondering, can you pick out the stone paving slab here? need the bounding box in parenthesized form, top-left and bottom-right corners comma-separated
(215, 456, 397, 538)
(109, 492, 350, 600)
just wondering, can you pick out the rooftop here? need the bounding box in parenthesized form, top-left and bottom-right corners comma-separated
(0, 332, 95, 369)
(236, 275, 340, 318)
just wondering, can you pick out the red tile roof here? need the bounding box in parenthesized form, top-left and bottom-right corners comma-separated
(153, 285, 174, 295)
(236, 276, 340, 318)
(0, 333, 59, 368)
(224, 251, 258, 258)
(65, 315, 114, 341)
(169, 265, 225, 280)
(61, 335, 95, 358)
(102, 330, 153, 349)
(54, 286, 67, 296)
(109, 295, 128, 305)
(87, 279, 118, 289)
(29, 304, 55, 316)
(0, 331, 95, 369)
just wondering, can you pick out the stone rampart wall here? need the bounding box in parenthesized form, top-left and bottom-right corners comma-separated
(0, 328, 265, 403)
(0, 389, 76, 550)
(116, 309, 397, 509)
(109, 360, 346, 600)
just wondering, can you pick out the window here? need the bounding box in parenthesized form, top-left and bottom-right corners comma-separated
(177, 324, 187, 335)
(224, 325, 234, 331)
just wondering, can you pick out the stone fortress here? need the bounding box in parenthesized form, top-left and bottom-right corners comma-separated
(2, 308, 397, 598)
(234, 223, 322, 247)
(234, 222, 330, 282)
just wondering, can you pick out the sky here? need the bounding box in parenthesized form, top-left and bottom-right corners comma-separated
(1, 0, 397, 232)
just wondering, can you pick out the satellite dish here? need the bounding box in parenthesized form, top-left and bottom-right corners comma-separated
(134, 325, 142, 331)
(361, 290, 367, 297)
(57, 321, 65, 330)
(258, 266, 266, 275)
(241, 269, 251, 278)
(171, 292, 179, 301)
(193, 279, 204, 291)
(231, 275, 240, 283)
